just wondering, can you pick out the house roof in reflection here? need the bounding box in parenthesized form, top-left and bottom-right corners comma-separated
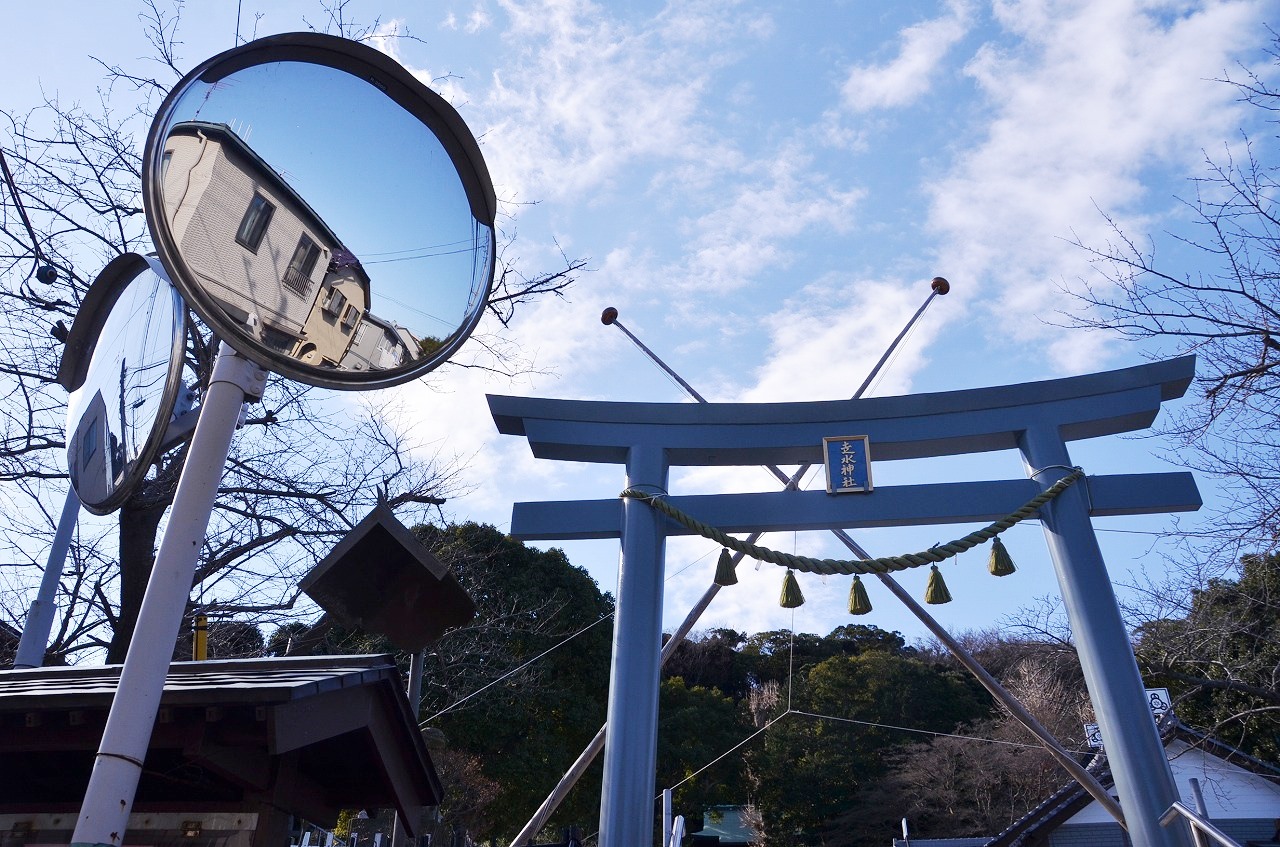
(167, 120, 368, 285)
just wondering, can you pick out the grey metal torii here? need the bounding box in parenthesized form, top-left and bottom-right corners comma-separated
(489, 355, 1200, 847)
(511, 297, 1125, 843)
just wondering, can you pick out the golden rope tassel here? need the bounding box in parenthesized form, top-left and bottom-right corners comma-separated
(714, 548, 738, 586)
(988, 536, 1016, 576)
(780, 569, 805, 608)
(848, 575, 872, 615)
(925, 565, 952, 604)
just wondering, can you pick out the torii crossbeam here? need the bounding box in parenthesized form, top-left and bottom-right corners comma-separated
(489, 355, 1200, 847)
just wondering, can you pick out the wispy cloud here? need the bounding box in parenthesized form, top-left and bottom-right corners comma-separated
(466, 6, 493, 32)
(744, 276, 929, 402)
(664, 143, 865, 299)
(841, 1, 974, 112)
(478, 0, 761, 204)
(926, 0, 1266, 371)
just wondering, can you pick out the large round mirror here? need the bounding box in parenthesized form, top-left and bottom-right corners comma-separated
(142, 33, 497, 390)
(59, 254, 187, 515)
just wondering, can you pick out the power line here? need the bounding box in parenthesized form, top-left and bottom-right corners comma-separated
(0, 144, 48, 279)
(421, 611, 614, 725)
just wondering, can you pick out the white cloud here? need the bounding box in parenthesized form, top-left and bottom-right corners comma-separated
(466, 8, 493, 32)
(662, 143, 865, 299)
(841, 1, 974, 112)
(745, 276, 930, 402)
(925, 0, 1267, 371)
(477, 0, 768, 204)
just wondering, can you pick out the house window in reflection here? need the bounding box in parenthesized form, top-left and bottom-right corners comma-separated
(81, 415, 99, 472)
(322, 287, 347, 317)
(163, 121, 378, 369)
(69, 390, 120, 506)
(160, 151, 174, 189)
(235, 193, 275, 253)
(285, 234, 321, 297)
(341, 304, 359, 331)
(341, 311, 415, 371)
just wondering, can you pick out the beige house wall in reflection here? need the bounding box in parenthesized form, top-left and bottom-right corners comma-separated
(161, 121, 374, 368)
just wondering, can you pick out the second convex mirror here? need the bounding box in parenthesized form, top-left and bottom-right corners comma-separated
(59, 255, 187, 515)
(143, 33, 497, 390)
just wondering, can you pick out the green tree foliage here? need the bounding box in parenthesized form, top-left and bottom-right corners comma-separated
(261, 522, 612, 844)
(839, 641, 1094, 842)
(743, 651, 990, 846)
(1136, 552, 1280, 761)
(737, 625, 909, 687)
(658, 625, 991, 846)
(412, 523, 614, 842)
(657, 677, 753, 821)
(663, 627, 750, 699)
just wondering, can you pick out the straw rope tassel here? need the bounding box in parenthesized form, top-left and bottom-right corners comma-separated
(925, 565, 952, 604)
(848, 575, 872, 615)
(988, 536, 1016, 576)
(714, 548, 738, 586)
(780, 569, 805, 608)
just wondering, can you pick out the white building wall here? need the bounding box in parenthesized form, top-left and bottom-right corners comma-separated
(1067, 740, 1280, 825)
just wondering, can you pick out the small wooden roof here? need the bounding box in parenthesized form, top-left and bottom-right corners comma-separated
(0, 654, 440, 833)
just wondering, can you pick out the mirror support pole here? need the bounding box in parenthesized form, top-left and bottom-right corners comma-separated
(71, 343, 267, 847)
(13, 487, 81, 669)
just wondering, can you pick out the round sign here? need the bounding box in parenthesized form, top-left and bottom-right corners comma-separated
(141, 33, 497, 390)
(59, 254, 187, 515)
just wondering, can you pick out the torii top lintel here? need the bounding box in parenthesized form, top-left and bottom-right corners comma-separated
(487, 355, 1195, 467)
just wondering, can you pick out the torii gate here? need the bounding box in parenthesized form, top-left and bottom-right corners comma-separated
(488, 355, 1201, 847)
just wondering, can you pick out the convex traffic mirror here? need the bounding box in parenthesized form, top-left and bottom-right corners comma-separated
(58, 254, 187, 514)
(142, 33, 497, 390)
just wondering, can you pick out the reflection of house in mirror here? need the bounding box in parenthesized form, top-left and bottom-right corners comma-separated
(161, 121, 373, 368)
(340, 312, 422, 372)
(67, 390, 119, 506)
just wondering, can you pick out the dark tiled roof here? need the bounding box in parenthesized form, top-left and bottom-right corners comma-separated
(0, 654, 440, 831)
(0, 652, 401, 706)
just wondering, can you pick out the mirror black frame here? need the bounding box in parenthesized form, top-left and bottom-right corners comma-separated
(142, 32, 498, 390)
(58, 253, 188, 515)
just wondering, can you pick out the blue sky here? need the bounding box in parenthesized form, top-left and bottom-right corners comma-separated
(4, 0, 1277, 647)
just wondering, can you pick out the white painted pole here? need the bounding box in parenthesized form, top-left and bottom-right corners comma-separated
(662, 788, 672, 847)
(13, 487, 80, 668)
(71, 344, 266, 847)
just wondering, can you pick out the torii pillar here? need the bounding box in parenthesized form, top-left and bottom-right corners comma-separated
(489, 355, 1200, 847)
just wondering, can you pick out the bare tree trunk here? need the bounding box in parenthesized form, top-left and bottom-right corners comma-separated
(107, 496, 167, 662)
